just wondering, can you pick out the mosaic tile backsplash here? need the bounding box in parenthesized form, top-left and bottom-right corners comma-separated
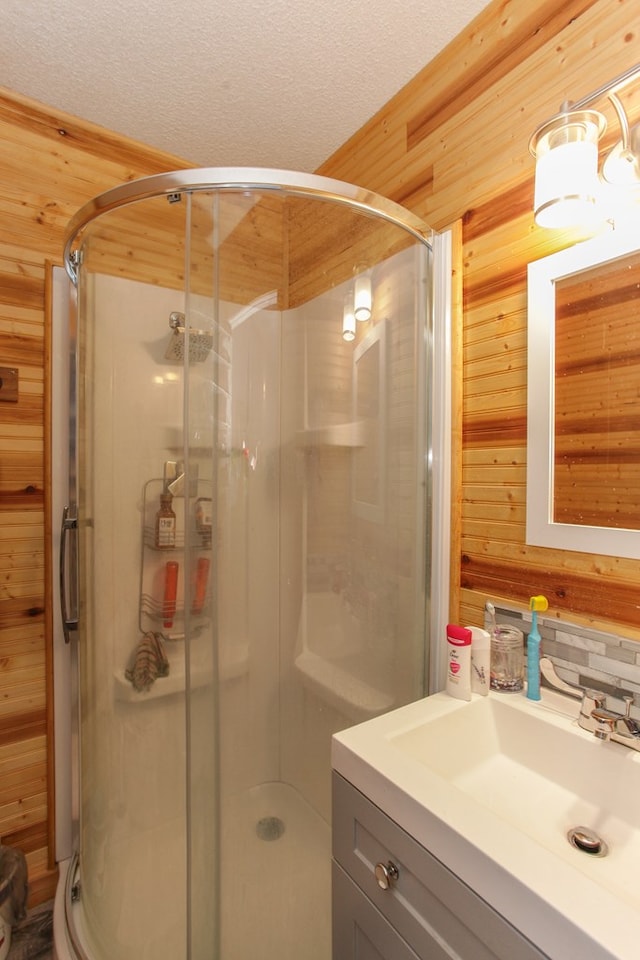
(484, 602, 640, 716)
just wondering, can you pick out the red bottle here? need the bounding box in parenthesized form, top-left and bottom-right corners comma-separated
(163, 561, 179, 628)
(192, 557, 210, 614)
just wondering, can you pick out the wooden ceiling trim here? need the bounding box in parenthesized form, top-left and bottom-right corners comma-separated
(0, 87, 193, 177)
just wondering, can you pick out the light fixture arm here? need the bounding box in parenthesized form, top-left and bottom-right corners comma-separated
(567, 62, 640, 112)
(608, 92, 631, 153)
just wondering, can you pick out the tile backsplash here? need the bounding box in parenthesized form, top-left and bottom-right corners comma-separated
(485, 602, 640, 714)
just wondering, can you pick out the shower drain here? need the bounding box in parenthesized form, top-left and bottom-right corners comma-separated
(567, 826, 608, 857)
(256, 816, 286, 841)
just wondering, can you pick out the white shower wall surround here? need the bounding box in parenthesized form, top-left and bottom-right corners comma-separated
(77, 278, 418, 956)
(60, 276, 293, 957)
(83, 274, 317, 956)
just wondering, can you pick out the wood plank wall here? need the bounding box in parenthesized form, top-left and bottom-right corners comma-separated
(318, 0, 640, 637)
(0, 91, 193, 904)
(1, 0, 639, 906)
(553, 253, 640, 530)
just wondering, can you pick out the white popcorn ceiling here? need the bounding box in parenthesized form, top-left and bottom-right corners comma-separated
(2, 0, 490, 172)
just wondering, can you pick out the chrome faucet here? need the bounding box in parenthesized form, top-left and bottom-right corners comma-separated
(586, 695, 640, 746)
(539, 657, 640, 752)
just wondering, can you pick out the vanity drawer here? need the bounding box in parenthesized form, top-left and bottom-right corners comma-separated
(333, 861, 420, 960)
(332, 772, 549, 960)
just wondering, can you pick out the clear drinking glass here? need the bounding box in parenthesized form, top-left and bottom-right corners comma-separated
(490, 624, 524, 691)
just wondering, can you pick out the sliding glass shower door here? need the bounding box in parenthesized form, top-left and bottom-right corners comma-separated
(58, 170, 433, 960)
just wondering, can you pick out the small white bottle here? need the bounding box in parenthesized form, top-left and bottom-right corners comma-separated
(466, 626, 491, 696)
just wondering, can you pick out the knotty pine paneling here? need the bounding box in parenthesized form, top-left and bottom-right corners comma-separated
(553, 254, 640, 529)
(319, 0, 640, 635)
(0, 86, 195, 906)
(1, 0, 640, 910)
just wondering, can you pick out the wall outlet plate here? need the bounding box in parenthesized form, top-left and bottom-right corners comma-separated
(0, 367, 18, 402)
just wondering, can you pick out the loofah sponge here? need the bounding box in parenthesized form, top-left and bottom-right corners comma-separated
(125, 631, 170, 692)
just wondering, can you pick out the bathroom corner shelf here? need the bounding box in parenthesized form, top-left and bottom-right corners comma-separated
(115, 640, 211, 702)
(295, 649, 394, 722)
(296, 420, 365, 447)
(115, 637, 251, 702)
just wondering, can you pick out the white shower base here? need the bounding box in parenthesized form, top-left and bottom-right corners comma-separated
(222, 781, 331, 959)
(54, 780, 331, 960)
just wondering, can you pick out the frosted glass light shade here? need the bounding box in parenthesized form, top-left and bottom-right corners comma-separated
(534, 140, 600, 227)
(354, 273, 372, 322)
(530, 110, 605, 228)
(342, 302, 356, 341)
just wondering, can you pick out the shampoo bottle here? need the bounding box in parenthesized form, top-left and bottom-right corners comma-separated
(155, 492, 176, 549)
(162, 560, 179, 629)
(446, 625, 472, 701)
(467, 626, 490, 696)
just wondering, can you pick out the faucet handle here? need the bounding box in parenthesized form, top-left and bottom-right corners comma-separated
(539, 657, 583, 700)
(618, 696, 640, 737)
(585, 690, 607, 710)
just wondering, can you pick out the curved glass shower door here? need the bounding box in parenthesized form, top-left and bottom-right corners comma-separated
(61, 170, 433, 960)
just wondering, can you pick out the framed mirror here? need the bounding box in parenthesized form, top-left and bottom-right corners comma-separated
(527, 225, 640, 559)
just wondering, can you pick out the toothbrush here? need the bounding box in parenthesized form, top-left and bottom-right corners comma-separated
(486, 601, 498, 638)
(526, 595, 549, 701)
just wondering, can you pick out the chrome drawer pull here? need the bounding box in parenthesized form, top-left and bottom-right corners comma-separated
(374, 860, 399, 890)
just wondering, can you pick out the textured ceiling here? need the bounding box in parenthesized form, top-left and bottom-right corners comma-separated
(2, 0, 490, 172)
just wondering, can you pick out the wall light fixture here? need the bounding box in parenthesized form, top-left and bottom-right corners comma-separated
(353, 270, 372, 322)
(342, 295, 356, 342)
(529, 62, 640, 228)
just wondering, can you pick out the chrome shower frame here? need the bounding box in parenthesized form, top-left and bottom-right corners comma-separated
(63, 167, 432, 282)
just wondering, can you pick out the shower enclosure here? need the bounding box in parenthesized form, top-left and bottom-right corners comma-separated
(54, 169, 436, 960)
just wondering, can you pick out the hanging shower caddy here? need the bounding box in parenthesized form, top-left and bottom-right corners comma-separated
(138, 467, 213, 640)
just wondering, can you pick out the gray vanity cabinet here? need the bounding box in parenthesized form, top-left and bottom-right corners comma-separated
(332, 772, 550, 960)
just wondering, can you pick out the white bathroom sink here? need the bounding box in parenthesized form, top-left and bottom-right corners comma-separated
(332, 687, 640, 960)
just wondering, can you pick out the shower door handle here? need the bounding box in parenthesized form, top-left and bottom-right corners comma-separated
(60, 505, 79, 643)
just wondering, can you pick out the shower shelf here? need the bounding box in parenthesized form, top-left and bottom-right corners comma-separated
(115, 641, 211, 702)
(295, 650, 394, 722)
(115, 637, 250, 702)
(143, 527, 185, 550)
(294, 592, 395, 723)
(142, 527, 213, 551)
(296, 421, 365, 447)
(140, 593, 210, 636)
